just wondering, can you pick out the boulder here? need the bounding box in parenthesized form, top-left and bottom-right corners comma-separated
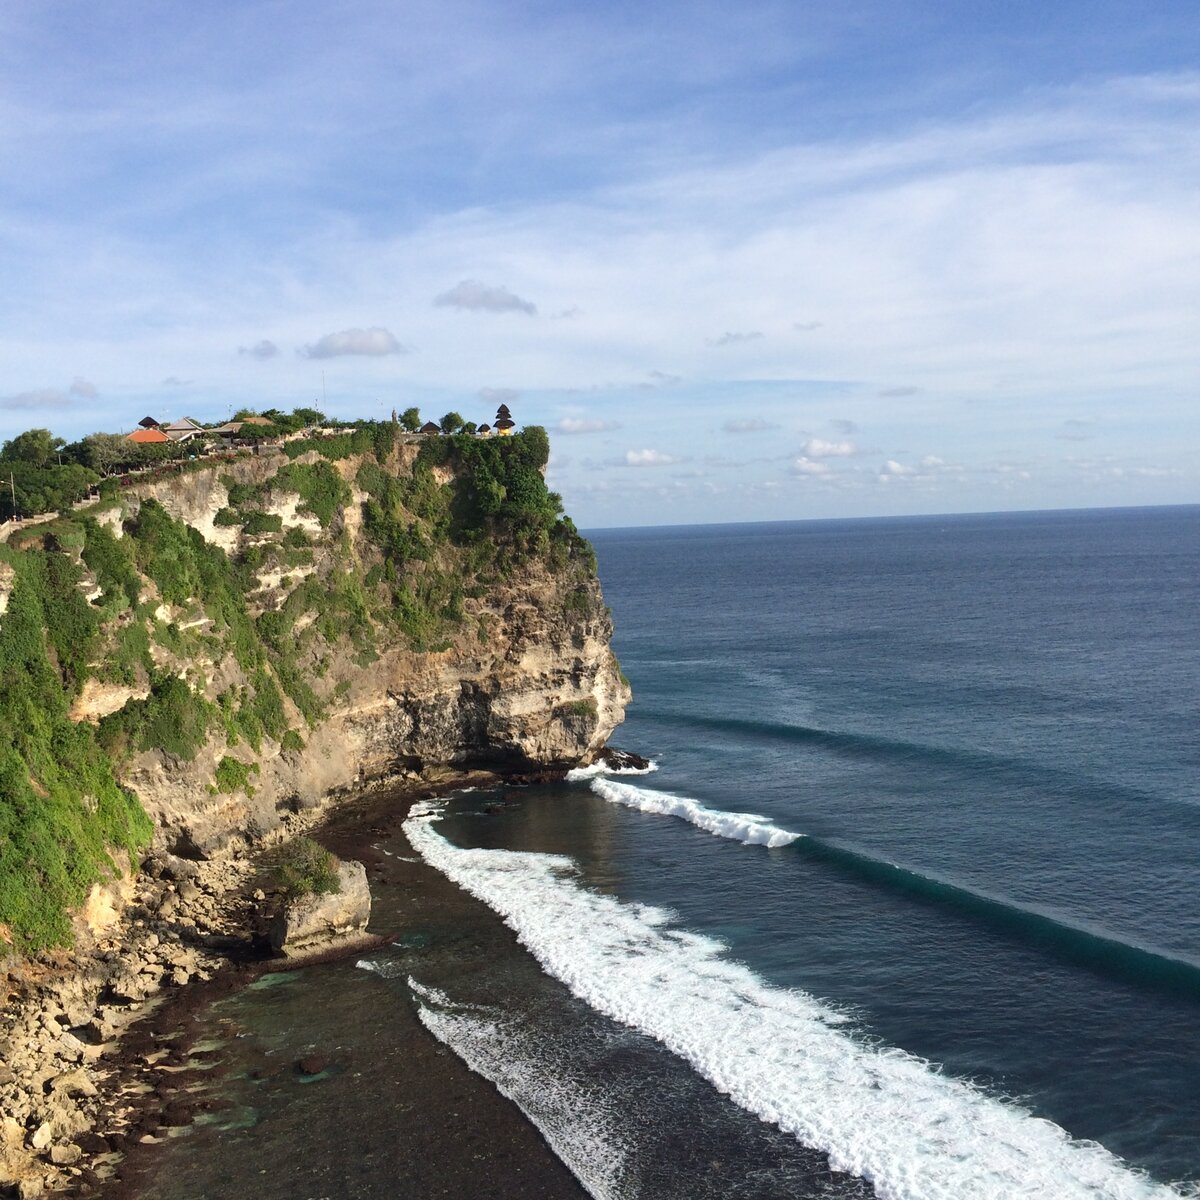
(268, 861, 371, 959)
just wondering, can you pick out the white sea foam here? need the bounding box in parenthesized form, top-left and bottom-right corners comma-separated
(405, 803, 1184, 1200)
(355, 956, 406, 980)
(407, 976, 632, 1200)
(590, 777, 800, 848)
(566, 760, 659, 781)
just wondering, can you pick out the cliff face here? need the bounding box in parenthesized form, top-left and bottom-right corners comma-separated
(0, 426, 628, 949)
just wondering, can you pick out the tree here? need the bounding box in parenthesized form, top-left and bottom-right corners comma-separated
(1, 460, 98, 517)
(461, 421, 478, 436)
(440, 411, 465, 434)
(399, 407, 421, 433)
(77, 433, 132, 477)
(1, 429, 64, 468)
(293, 407, 325, 427)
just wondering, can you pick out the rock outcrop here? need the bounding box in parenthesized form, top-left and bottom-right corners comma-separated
(268, 859, 371, 958)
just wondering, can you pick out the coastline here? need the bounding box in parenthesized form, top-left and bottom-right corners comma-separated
(1, 774, 587, 1200)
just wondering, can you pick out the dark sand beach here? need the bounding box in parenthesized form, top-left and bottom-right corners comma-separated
(103, 782, 588, 1200)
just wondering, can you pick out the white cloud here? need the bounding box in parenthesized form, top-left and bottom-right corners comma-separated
(239, 339, 279, 360)
(558, 417, 620, 434)
(801, 437, 857, 458)
(301, 328, 405, 359)
(434, 280, 536, 315)
(879, 459, 917, 478)
(724, 418, 776, 433)
(792, 456, 830, 476)
(624, 448, 677, 466)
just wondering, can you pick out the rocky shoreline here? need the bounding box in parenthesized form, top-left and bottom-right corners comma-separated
(0, 769, 500, 1199)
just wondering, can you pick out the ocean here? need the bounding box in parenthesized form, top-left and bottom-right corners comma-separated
(141, 506, 1200, 1199)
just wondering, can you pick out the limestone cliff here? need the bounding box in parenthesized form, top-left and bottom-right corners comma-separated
(0, 425, 628, 951)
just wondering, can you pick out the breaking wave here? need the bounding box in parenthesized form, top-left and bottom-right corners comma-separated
(407, 978, 633, 1200)
(405, 802, 1185, 1200)
(590, 777, 799, 848)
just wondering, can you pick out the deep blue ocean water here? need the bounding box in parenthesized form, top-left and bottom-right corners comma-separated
(138, 506, 1200, 1200)
(420, 506, 1200, 1197)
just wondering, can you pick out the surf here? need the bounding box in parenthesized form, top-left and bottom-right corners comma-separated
(585, 778, 1200, 1000)
(405, 800, 1184, 1200)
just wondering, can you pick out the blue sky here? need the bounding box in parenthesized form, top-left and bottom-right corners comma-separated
(1, 1, 1197, 527)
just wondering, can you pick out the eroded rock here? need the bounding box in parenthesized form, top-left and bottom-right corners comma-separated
(269, 861, 371, 958)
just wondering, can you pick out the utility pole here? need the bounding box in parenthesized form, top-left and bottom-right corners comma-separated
(8, 472, 16, 522)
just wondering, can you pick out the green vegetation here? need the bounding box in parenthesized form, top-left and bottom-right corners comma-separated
(213, 755, 258, 796)
(242, 511, 283, 536)
(273, 461, 350, 527)
(274, 837, 340, 899)
(98, 673, 214, 761)
(280, 729, 306, 753)
(0, 552, 152, 951)
(0, 411, 610, 952)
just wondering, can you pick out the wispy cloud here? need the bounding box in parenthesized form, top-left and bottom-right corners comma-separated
(1, 387, 81, 411)
(723, 417, 776, 433)
(801, 437, 858, 458)
(624, 448, 678, 466)
(558, 417, 620, 434)
(301, 328, 405, 359)
(70, 377, 98, 399)
(878, 386, 920, 398)
(1056, 418, 1093, 441)
(435, 280, 536, 316)
(239, 339, 279, 360)
(792, 456, 831, 476)
(706, 331, 764, 348)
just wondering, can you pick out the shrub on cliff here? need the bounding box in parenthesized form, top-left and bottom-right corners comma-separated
(274, 838, 341, 900)
(98, 672, 214, 761)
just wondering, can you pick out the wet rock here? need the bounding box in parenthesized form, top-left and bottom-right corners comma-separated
(596, 745, 652, 772)
(295, 1054, 330, 1077)
(159, 1102, 193, 1128)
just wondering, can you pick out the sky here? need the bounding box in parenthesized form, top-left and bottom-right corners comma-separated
(1, 1, 1198, 527)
